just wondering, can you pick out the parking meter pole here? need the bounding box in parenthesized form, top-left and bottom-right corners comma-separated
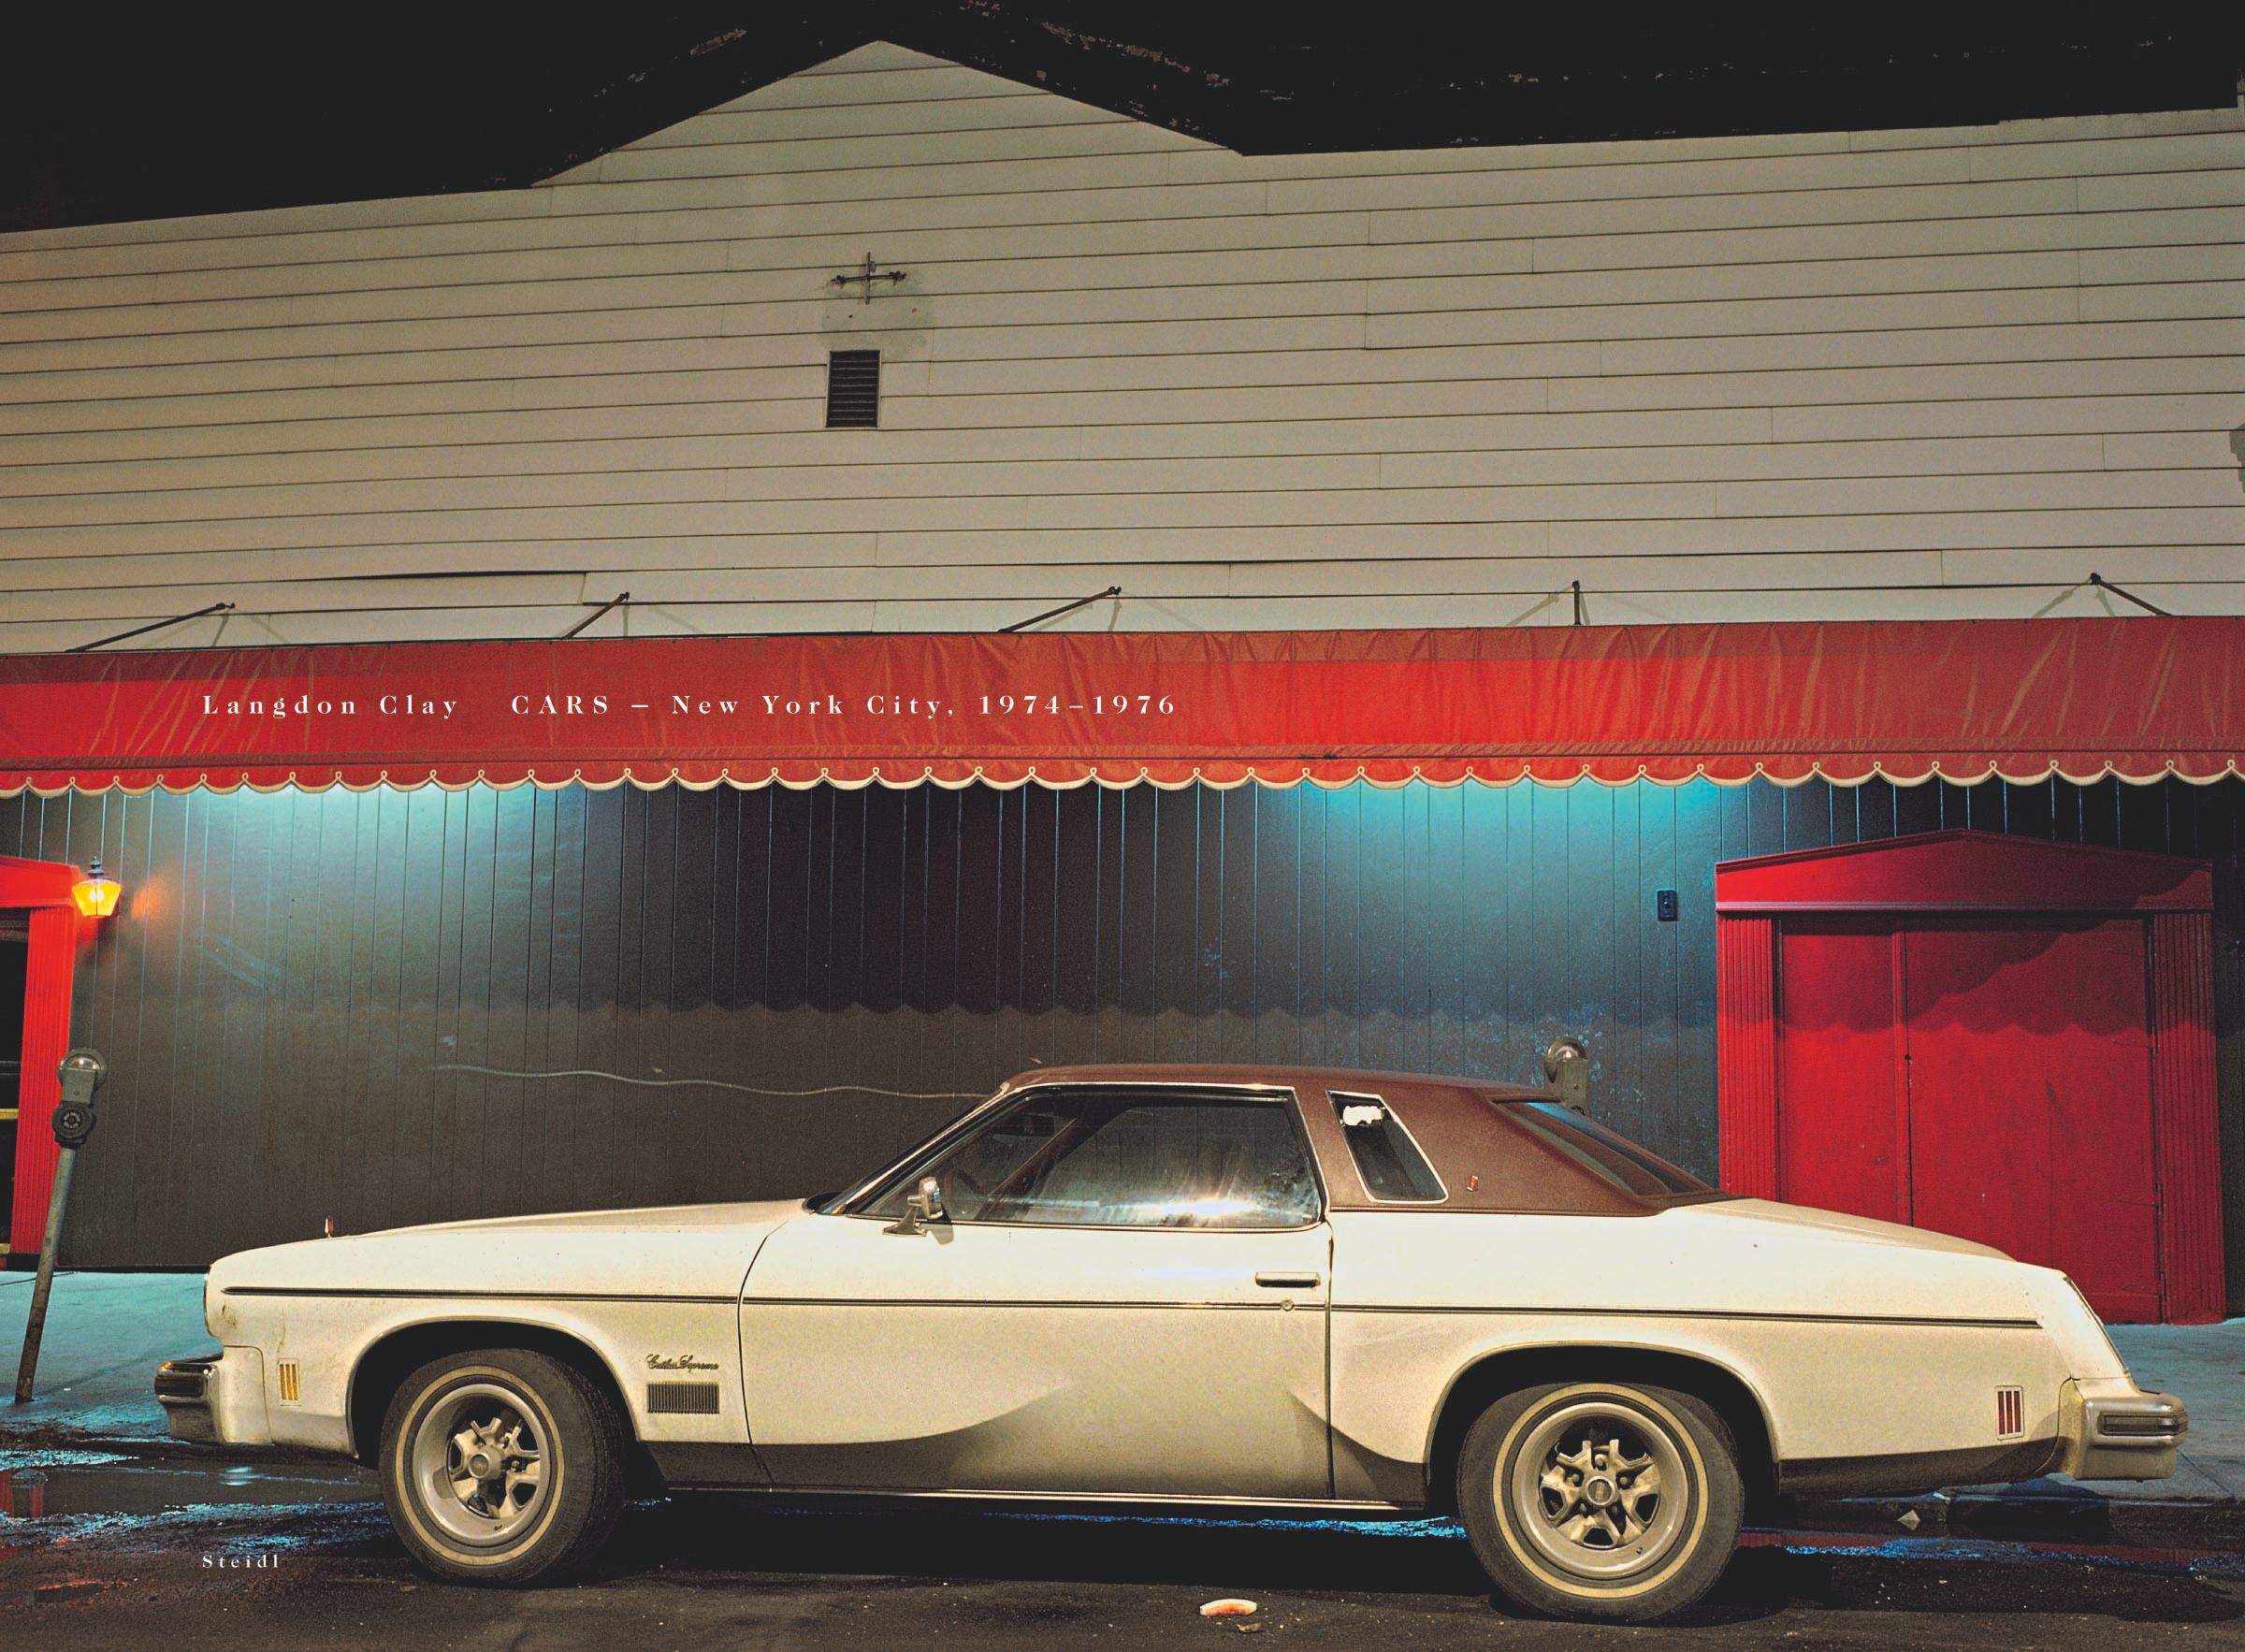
(14, 1048, 106, 1406)
(13, 1142, 78, 1404)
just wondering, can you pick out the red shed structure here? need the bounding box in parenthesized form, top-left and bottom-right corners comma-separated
(1715, 830, 2222, 1323)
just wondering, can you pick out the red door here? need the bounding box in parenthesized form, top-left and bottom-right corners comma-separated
(1774, 912, 2163, 1321)
(1777, 920, 1906, 1224)
(1901, 917, 2161, 1322)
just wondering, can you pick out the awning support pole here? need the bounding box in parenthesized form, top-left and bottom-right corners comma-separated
(65, 601, 234, 654)
(999, 585, 1122, 634)
(2089, 572, 2172, 617)
(1571, 580, 1586, 627)
(562, 591, 631, 639)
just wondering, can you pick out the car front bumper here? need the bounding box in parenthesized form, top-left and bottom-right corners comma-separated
(154, 1346, 268, 1446)
(2054, 1376, 2188, 1482)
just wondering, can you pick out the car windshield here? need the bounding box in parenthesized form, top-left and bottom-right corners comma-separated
(850, 1086, 1322, 1229)
(817, 1088, 1014, 1216)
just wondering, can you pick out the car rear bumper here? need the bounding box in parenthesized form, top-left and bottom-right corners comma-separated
(154, 1346, 268, 1446)
(1778, 1374, 2188, 1499)
(2054, 1376, 2187, 1482)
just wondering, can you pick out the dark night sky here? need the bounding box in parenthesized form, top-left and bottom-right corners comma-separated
(2, 7, 2240, 233)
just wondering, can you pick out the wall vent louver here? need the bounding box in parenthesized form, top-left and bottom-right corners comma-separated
(825, 349, 881, 427)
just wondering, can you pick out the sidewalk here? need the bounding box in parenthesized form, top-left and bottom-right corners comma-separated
(0, 1268, 205, 1446)
(1876, 1315, 2245, 1548)
(4, 1269, 2242, 1543)
(2099, 1320, 2245, 1500)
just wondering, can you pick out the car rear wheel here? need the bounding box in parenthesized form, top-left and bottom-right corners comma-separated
(379, 1347, 626, 1585)
(1457, 1380, 1743, 1622)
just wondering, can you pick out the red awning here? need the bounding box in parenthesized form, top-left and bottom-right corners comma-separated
(0, 617, 2238, 794)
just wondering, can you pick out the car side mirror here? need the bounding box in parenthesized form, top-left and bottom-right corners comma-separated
(915, 1176, 948, 1225)
(883, 1175, 949, 1236)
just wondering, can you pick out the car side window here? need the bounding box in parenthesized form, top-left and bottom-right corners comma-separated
(862, 1088, 1321, 1229)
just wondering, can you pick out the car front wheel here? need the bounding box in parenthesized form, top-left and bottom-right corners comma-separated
(1457, 1379, 1743, 1622)
(379, 1347, 626, 1585)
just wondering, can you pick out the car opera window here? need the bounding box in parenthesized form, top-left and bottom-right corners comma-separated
(1329, 1091, 1446, 1201)
(859, 1088, 1321, 1229)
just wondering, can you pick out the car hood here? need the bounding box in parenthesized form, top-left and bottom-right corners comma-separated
(381, 1200, 807, 1239)
(205, 1198, 808, 1304)
(1687, 1197, 2013, 1260)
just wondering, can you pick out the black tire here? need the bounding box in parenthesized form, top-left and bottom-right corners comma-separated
(1456, 1380, 1743, 1623)
(378, 1347, 627, 1586)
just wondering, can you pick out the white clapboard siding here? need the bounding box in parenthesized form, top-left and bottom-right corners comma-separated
(10, 427, 2189, 508)
(624, 94, 1126, 149)
(1540, 508, 2240, 558)
(0, 235, 2119, 352)
(0, 37, 2238, 650)
(14, 516, 2240, 601)
(0, 232, 2203, 354)
(1530, 208, 2245, 275)
(1774, 391, 2245, 442)
(10, 388, 2238, 473)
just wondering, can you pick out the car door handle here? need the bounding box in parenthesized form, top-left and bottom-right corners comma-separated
(1253, 1270, 1321, 1289)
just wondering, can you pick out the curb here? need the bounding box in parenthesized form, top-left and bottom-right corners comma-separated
(1789, 1488, 2245, 1553)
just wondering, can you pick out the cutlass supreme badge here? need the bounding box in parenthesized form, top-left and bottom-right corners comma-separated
(646, 1354, 719, 1371)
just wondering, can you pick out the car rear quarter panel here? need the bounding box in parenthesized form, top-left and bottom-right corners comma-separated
(1326, 1209, 2071, 1500)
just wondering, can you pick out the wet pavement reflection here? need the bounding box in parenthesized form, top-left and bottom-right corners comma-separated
(3, 1455, 375, 1521)
(3, 1446, 2243, 1646)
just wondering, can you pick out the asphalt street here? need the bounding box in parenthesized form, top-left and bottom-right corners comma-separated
(5, 1454, 2245, 1649)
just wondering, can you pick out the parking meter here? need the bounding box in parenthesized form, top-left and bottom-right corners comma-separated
(15, 1048, 109, 1403)
(1543, 1035, 1590, 1115)
(51, 1047, 107, 1148)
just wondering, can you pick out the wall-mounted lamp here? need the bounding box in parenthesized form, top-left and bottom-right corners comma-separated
(71, 858, 121, 918)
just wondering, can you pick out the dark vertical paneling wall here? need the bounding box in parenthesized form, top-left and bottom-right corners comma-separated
(6, 775, 2241, 1270)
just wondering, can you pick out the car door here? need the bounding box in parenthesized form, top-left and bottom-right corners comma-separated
(738, 1084, 1333, 1500)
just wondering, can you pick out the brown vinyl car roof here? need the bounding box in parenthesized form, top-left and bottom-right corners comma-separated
(1006, 1064, 1729, 1217)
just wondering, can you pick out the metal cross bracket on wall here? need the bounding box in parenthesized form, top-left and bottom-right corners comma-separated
(830, 254, 907, 300)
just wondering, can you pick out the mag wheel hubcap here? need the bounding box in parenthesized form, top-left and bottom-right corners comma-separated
(410, 1382, 549, 1545)
(1507, 1398, 1691, 1582)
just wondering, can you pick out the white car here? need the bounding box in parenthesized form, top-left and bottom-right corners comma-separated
(157, 1065, 2185, 1622)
